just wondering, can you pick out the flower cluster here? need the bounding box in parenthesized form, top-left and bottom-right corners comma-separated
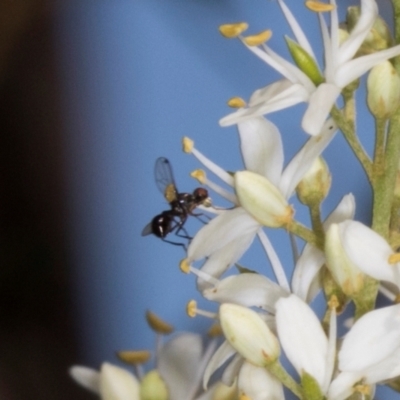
(71, 0, 400, 399)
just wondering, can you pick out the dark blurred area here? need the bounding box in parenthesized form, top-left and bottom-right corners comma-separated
(0, 1, 87, 398)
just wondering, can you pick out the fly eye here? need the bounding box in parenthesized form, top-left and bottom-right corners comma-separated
(194, 188, 208, 201)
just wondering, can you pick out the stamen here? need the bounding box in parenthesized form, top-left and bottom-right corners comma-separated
(219, 22, 249, 38)
(207, 323, 223, 337)
(388, 253, 400, 264)
(243, 30, 272, 47)
(395, 294, 400, 304)
(354, 384, 371, 396)
(186, 300, 217, 319)
(191, 169, 206, 184)
(116, 350, 151, 365)
(145, 310, 174, 334)
(328, 294, 339, 311)
(179, 259, 220, 285)
(239, 395, 252, 400)
(227, 97, 247, 108)
(305, 1, 335, 12)
(182, 136, 194, 153)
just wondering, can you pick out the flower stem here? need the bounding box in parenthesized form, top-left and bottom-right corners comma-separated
(267, 361, 303, 399)
(330, 106, 373, 182)
(286, 220, 323, 249)
(372, 110, 400, 239)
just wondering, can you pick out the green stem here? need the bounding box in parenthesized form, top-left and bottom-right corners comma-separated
(309, 203, 324, 241)
(267, 361, 303, 399)
(373, 118, 386, 173)
(330, 106, 373, 182)
(372, 110, 400, 238)
(286, 220, 323, 249)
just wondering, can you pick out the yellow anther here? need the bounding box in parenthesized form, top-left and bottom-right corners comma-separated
(328, 295, 339, 311)
(305, 1, 335, 12)
(179, 258, 191, 274)
(388, 253, 400, 264)
(395, 294, 400, 304)
(145, 310, 174, 334)
(207, 323, 223, 337)
(239, 394, 252, 400)
(243, 30, 272, 46)
(116, 350, 151, 365)
(227, 97, 247, 108)
(190, 169, 206, 184)
(354, 384, 371, 395)
(182, 137, 194, 153)
(219, 22, 249, 38)
(186, 300, 197, 318)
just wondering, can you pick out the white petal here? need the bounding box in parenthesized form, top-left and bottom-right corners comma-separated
(158, 333, 204, 400)
(249, 79, 298, 107)
(335, 44, 400, 88)
(203, 273, 289, 313)
(337, 0, 378, 65)
(221, 354, 243, 386)
(69, 366, 100, 394)
(99, 363, 140, 400)
(203, 340, 236, 389)
(363, 347, 400, 383)
(339, 304, 400, 371)
(277, 0, 316, 61)
(219, 83, 309, 127)
(238, 361, 284, 400)
(341, 220, 400, 286)
(276, 295, 328, 387)
(302, 84, 341, 136)
(291, 244, 325, 302)
(328, 371, 363, 400)
(323, 194, 356, 228)
(279, 118, 337, 198)
(188, 208, 259, 261)
(238, 117, 284, 186)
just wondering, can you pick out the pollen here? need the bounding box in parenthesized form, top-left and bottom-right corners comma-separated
(219, 22, 249, 38)
(239, 395, 252, 400)
(182, 136, 194, 153)
(243, 30, 272, 46)
(187, 300, 198, 318)
(388, 252, 400, 265)
(227, 97, 246, 108)
(190, 169, 206, 184)
(116, 350, 151, 365)
(145, 310, 174, 334)
(179, 258, 191, 274)
(354, 384, 371, 395)
(305, 1, 335, 12)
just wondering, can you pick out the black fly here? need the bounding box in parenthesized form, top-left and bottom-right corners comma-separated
(142, 157, 210, 247)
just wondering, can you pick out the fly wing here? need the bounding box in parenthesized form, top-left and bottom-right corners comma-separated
(141, 221, 153, 236)
(154, 157, 178, 203)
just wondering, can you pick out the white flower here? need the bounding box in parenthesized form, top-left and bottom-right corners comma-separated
(329, 220, 400, 291)
(186, 117, 337, 291)
(220, 0, 400, 135)
(69, 363, 140, 400)
(292, 193, 356, 302)
(328, 304, 400, 400)
(276, 295, 335, 396)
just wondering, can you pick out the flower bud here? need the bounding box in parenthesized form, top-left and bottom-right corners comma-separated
(367, 61, 400, 119)
(346, 7, 393, 55)
(296, 157, 331, 205)
(235, 171, 293, 228)
(219, 303, 280, 367)
(325, 222, 366, 297)
(238, 361, 284, 399)
(99, 363, 140, 400)
(140, 370, 169, 400)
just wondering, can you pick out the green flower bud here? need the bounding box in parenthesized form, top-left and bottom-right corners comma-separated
(140, 370, 169, 400)
(346, 6, 393, 55)
(235, 171, 293, 228)
(285, 36, 323, 86)
(220, 303, 280, 367)
(296, 157, 331, 206)
(367, 61, 400, 119)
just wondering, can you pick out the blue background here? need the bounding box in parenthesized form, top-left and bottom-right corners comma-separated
(55, 0, 395, 396)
